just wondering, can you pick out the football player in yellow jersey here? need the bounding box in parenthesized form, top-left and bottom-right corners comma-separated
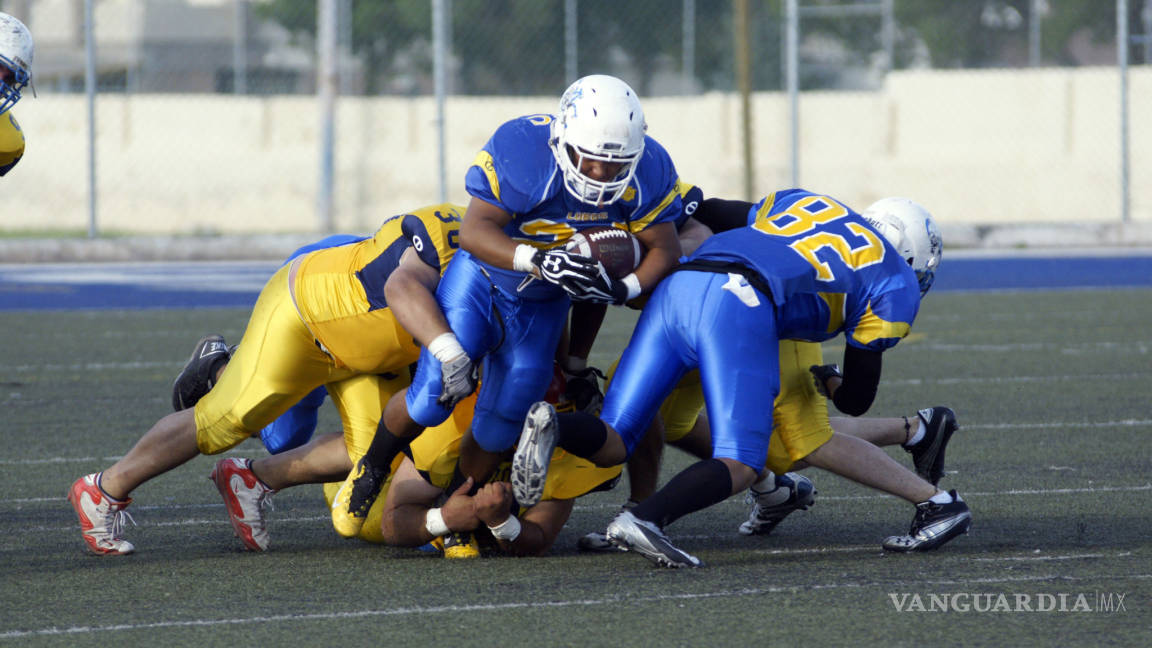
(374, 385, 620, 557)
(68, 204, 471, 555)
(202, 372, 618, 557)
(0, 12, 33, 177)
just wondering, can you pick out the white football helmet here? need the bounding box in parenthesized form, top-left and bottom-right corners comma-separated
(861, 197, 943, 297)
(0, 12, 33, 116)
(549, 75, 646, 206)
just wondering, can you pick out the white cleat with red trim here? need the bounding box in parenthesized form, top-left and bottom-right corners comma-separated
(68, 473, 136, 556)
(210, 458, 276, 551)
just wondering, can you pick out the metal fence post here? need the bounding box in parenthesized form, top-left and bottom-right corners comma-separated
(433, 0, 448, 203)
(565, 0, 578, 83)
(85, 0, 97, 238)
(317, 0, 337, 233)
(1119, 0, 1130, 224)
(785, 0, 798, 189)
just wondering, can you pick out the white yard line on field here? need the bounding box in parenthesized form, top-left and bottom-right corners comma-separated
(2, 572, 1148, 639)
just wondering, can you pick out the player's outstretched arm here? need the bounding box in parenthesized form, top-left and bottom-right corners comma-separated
(385, 247, 452, 348)
(386, 248, 477, 407)
(812, 346, 883, 417)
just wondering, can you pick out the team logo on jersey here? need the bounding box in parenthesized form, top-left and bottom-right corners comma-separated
(567, 211, 607, 222)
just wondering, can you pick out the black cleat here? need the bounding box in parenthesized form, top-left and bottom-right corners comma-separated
(904, 406, 958, 486)
(882, 490, 971, 552)
(172, 334, 232, 411)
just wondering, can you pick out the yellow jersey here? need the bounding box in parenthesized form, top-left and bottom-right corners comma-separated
(292, 204, 462, 372)
(0, 111, 24, 176)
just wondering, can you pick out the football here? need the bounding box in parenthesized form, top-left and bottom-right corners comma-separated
(565, 226, 644, 279)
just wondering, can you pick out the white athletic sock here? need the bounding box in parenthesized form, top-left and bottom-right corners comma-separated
(906, 419, 927, 447)
(928, 490, 953, 505)
(750, 472, 777, 493)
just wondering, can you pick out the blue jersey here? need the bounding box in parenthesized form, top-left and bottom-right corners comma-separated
(689, 188, 921, 351)
(464, 114, 682, 299)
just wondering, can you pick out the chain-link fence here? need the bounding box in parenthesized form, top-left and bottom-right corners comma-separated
(3, 0, 1150, 238)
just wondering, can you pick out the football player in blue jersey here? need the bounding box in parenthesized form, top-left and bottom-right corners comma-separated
(327, 74, 686, 544)
(0, 12, 33, 177)
(511, 190, 972, 567)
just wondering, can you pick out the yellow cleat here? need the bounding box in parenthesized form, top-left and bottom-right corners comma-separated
(330, 457, 385, 538)
(442, 531, 480, 559)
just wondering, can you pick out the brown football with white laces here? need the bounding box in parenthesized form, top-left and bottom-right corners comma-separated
(565, 226, 644, 279)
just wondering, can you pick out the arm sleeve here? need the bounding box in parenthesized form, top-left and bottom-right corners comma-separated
(694, 198, 756, 233)
(831, 345, 883, 416)
(401, 214, 443, 271)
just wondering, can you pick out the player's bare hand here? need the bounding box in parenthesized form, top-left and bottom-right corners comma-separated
(441, 477, 480, 531)
(473, 481, 515, 527)
(809, 364, 843, 398)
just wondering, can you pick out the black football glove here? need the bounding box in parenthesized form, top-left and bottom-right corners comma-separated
(809, 364, 842, 398)
(563, 366, 607, 415)
(561, 263, 630, 305)
(438, 354, 478, 409)
(532, 249, 600, 291)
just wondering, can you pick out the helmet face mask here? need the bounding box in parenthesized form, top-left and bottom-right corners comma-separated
(549, 75, 646, 206)
(861, 197, 943, 298)
(0, 12, 34, 115)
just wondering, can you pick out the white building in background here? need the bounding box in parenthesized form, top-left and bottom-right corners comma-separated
(1, 0, 338, 94)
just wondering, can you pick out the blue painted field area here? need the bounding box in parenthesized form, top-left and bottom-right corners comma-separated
(0, 261, 277, 310)
(0, 253, 1149, 311)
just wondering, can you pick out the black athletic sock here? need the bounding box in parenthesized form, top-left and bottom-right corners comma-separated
(361, 419, 410, 476)
(631, 459, 733, 529)
(555, 411, 609, 459)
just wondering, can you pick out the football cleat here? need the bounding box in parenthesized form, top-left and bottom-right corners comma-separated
(606, 511, 702, 568)
(330, 456, 387, 538)
(442, 531, 481, 559)
(210, 458, 275, 551)
(511, 401, 560, 507)
(738, 472, 816, 536)
(68, 473, 136, 556)
(577, 530, 627, 553)
(578, 500, 637, 552)
(882, 490, 971, 552)
(904, 407, 959, 486)
(171, 334, 232, 411)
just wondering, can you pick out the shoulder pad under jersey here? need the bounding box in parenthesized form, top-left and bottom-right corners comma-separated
(466, 115, 560, 214)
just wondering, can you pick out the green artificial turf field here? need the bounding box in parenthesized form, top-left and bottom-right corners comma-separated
(2, 289, 1149, 646)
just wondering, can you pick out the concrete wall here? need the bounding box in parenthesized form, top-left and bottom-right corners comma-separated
(5, 67, 1150, 235)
